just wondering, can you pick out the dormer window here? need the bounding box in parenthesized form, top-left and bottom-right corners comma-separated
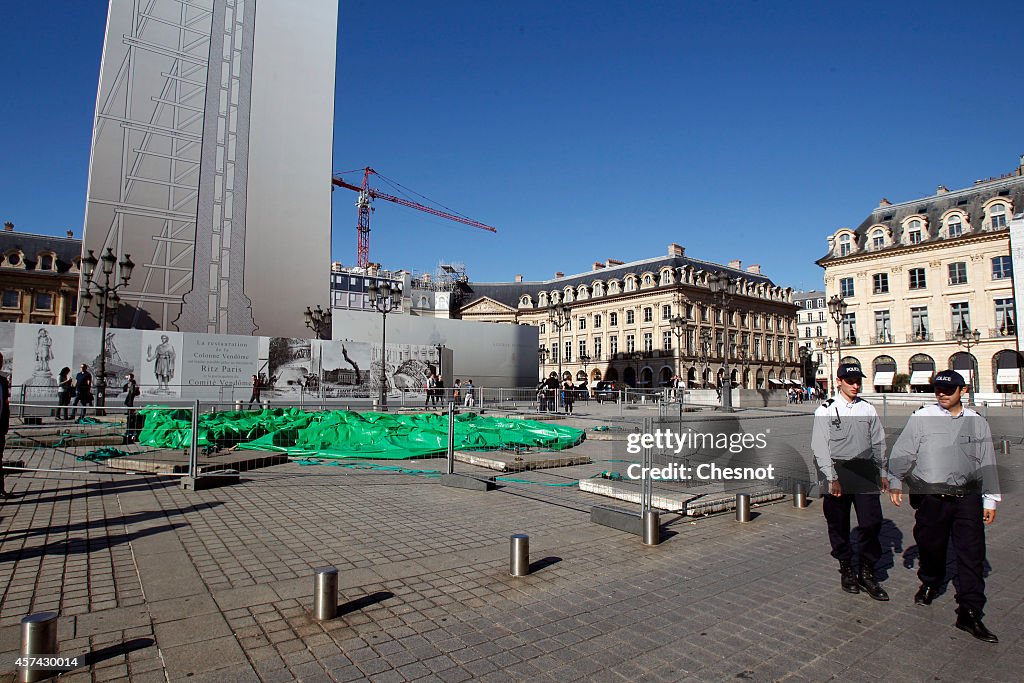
(990, 203, 1007, 229)
(592, 282, 604, 296)
(642, 274, 652, 286)
(660, 270, 672, 286)
(908, 219, 922, 244)
(39, 254, 54, 270)
(838, 234, 851, 256)
(947, 216, 963, 238)
(624, 276, 637, 292)
(3, 250, 24, 268)
(871, 230, 885, 249)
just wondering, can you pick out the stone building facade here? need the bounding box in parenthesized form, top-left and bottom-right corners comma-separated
(457, 244, 801, 389)
(794, 290, 829, 390)
(0, 224, 81, 325)
(817, 160, 1023, 394)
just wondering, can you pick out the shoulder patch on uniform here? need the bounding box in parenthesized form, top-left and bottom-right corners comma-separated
(822, 398, 834, 408)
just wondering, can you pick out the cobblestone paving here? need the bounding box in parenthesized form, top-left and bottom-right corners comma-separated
(0, 404, 1021, 681)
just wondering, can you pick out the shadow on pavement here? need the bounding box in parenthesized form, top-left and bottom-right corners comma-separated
(338, 591, 396, 616)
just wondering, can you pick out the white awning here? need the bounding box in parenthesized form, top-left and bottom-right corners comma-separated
(953, 369, 973, 385)
(996, 368, 1021, 385)
(910, 370, 932, 386)
(873, 371, 895, 386)
(769, 378, 784, 385)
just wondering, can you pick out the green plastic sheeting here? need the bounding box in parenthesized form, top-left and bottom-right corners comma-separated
(136, 407, 585, 459)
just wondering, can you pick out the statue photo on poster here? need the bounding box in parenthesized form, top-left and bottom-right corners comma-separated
(140, 330, 183, 396)
(13, 324, 76, 398)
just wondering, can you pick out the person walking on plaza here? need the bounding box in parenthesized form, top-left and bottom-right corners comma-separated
(463, 379, 475, 408)
(561, 376, 574, 415)
(247, 374, 262, 409)
(543, 373, 559, 413)
(71, 363, 94, 420)
(810, 363, 889, 601)
(56, 366, 73, 420)
(452, 378, 462, 406)
(887, 370, 1001, 643)
(0, 353, 10, 498)
(435, 375, 446, 406)
(122, 373, 141, 442)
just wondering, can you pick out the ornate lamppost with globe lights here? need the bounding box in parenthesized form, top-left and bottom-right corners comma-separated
(367, 280, 402, 411)
(80, 248, 135, 411)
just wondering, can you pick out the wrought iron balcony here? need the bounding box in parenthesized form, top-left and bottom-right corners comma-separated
(989, 327, 1016, 338)
(908, 331, 933, 342)
(872, 333, 894, 345)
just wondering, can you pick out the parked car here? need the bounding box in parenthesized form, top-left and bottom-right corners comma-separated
(593, 381, 630, 403)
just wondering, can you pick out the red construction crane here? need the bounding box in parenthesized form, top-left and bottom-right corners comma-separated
(331, 167, 497, 267)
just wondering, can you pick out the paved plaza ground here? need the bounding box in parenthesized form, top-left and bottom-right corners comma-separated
(0, 402, 1021, 682)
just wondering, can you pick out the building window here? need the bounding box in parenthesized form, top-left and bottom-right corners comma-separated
(564, 341, 572, 363)
(838, 234, 851, 256)
(643, 307, 652, 323)
(2, 290, 19, 308)
(947, 216, 963, 238)
(951, 302, 971, 335)
(871, 230, 885, 249)
(992, 255, 1012, 280)
(804, 328, 811, 338)
(907, 220, 922, 244)
(626, 310, 635, 325)
(643, 332, 653, 352)
(995, 298, 1016, 336)
(539, 323, 546, 334)
(872, 273, 889, 294)
(817, 298, 824, 308)
(594, 337, 603, 358)
(609, 312, 618, 326)
(578, 316, 586, 330)
(778, 339, 785, 360)
(989, 203, 1007, 229)
(626, 334, 635, 353)
(39, 254, 54, 270)
(579, 339, 587, 358)
(948, 262, 968, 285)
(662, 304, 671, 320)
(839, 277, 854, 298)
(551, 343, 558, 363)
(34, 293, 53, 311)
(754, 337, 761, 359)
(6, 252, 21, 266)
(910, 307, 929, 340)
(594, 314, 602, 329)
(663, 331, 672, 349)
(818, 311, 824, 321)
(841, 312, 857, 345)
(753, 314, 760, 329)
(816, 325, 822, 336)
(874, 310, 891, 343)
(609, 336, 618, 355)
(908, 267, 926, 290)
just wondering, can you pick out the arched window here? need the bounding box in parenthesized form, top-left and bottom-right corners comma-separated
(660, 269, 673, 286)
(989, 202, 1008, 229)
(592, 281, 604, 297)
(946, 215, 963, 238)
(993, 350, 1023, 391)
(949, 351, 979, 393)
(908, 353, 935, 392)
(38, 253, 55, 271)
(871, 229, 885, 249)
(872, 355, 897, 390)
(838, 233, 852, 256)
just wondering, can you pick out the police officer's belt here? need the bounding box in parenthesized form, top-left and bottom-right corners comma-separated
(904, 473, 980, 496)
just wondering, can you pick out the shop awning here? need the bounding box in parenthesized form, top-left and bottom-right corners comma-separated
(769, 378, 784, 385)
(996, 368, 1021, 385)
(909, 370, 932, 386)
(872, 371, 895, 386)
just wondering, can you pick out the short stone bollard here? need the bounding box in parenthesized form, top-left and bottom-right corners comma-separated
(20, 611, 58, 683)
(999, 440, 1009, 455)
(641, 509, 660, 545)
(509, 534, 530, 576)
(234, 400, 243, 411)
(313, 567, 338, 621)
(792, 483, 807, 508)
(735, 493, 751, 523)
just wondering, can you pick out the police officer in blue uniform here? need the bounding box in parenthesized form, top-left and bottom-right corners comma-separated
(810, 363, 889, 600)
(888, 370, 1001, 643)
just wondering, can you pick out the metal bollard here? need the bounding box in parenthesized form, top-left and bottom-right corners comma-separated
(261, 400, 270, 410)
(20, 612, 58, 683)
(313, 567, 338, 621)
(793, 483, 807, 508)
(1000, 439, 1009, 455)
(509, 534, 530, 576)
(234, 400, 243, 411)
(642, 509, 660, 545)
(735, 493, 751, 522)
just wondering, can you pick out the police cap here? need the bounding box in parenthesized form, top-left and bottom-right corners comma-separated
(932, 370, 967, 389)
(836, 363, 865, 380)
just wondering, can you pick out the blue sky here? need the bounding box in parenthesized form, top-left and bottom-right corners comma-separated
(2, 1, 1023, 291)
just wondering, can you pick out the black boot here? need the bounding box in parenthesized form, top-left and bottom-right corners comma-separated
(914, 584, 939, 606)
(857, 566, 889, 601)
(955, 607, 998, 643)
(839, 561, 859, 594)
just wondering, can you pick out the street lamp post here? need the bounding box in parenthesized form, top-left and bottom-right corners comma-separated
(709, 273, 737, 411)
(670, 312, 689, 383)
(537, 345, 547, 378)
(954, 326, 982, 405)
(548, 302, 571, 409)
(827, 294, 848, 366)
(579, 352, 591, 401)
(80, 248, 135, 412)
(798, 345, 811, 389)
(818, 337, 837, 395)
(304, 305, 332, 340)
(737, 347, 749, 389)
(699, 329, 712, 388)
(367, 280, 402, 411)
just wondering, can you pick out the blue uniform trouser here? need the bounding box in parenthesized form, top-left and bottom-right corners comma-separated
(911, 493, 986, 613)
(823, 493, 883, 568)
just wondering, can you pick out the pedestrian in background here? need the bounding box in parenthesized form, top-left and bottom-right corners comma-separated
(0, 353, 10, 498)
(56, 366, 73, 420)
(122, 372, 141, 442)
(463, 379, 475, 408)
(810, 363, 889, 601)
(561, 376, 575, 415)
(71, 364, 94, 420)
(247, 374, 261, 409)
(888, 370, 1001, 643)
(452, 378, 462, 405)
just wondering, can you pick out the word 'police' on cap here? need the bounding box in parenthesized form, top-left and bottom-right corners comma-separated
(931, 370, 967, 388)
(836, 363, 864, 379)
